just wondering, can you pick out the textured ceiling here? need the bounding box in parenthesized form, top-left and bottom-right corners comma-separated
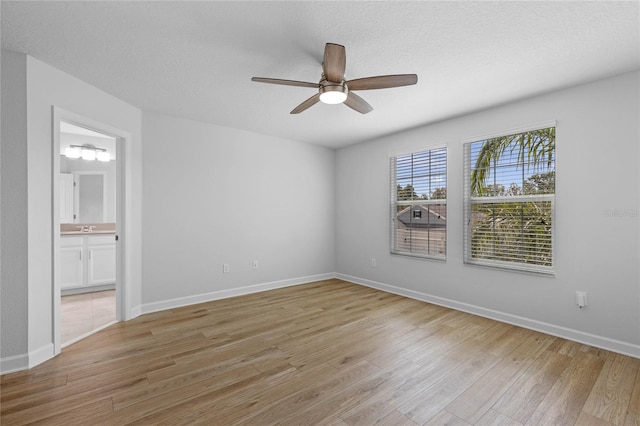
(2, 1, 639, 148)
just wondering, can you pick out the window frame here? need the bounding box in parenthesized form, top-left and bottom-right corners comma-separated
(390, 146, 447, 261)
(463, 122, 556, 275)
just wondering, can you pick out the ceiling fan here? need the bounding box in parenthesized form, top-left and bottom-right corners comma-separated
(251, 43, 418, 114)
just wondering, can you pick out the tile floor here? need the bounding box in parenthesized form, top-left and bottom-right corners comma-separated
(61, 289, 116, 346)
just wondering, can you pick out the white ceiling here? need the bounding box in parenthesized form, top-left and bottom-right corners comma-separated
(60, 122, 115, 140)
(2, 1, 638, 149)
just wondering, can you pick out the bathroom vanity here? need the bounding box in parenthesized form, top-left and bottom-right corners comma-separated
(60, 225, 116, 294)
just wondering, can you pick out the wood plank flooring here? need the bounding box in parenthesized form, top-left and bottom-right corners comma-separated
(1, 279, 639, 425)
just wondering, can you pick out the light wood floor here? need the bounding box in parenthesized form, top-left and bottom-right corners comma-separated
(1, 279, 638, 425)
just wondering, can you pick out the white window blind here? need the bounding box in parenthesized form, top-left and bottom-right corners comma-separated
(391, 147, 447, 259)
(463, 126, 555, 274)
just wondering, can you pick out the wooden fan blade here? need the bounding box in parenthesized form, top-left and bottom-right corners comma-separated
(251, 77, 319, 89)
(346, 74, 418, 91)
(290, 93, 321, 114)
(344, 92, 373, 114)
(323, 43, 346, 83)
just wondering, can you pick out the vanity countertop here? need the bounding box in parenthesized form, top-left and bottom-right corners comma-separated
(61, 230, 116, 236)
(61, 223, 116, 236)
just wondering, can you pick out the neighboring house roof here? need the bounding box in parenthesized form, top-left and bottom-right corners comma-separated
(397, 204, 446, 228)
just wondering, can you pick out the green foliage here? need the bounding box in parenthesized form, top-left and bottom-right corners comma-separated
(397, 184, 431, 201)
(471, 201, 552, 266)
(524, 171, 555, 195)
(397, 184, 417, 201)
(479, 184, 506, 197)
(430, 187, 447, 200)
(484, 171, 555, 197)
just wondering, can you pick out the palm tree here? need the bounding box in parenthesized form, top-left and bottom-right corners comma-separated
(470, 128, 555, 196)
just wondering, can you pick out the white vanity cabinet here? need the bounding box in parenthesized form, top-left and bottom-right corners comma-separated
(87, 235, 116, 286)
(60, 236, 84, 289)
(60, 234, 116, 291)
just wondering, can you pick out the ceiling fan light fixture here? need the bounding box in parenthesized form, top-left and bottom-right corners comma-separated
(251, 43, 417, 114)
(319, 83, 348, 104)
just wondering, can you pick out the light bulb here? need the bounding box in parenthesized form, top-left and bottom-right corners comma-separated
(65, 146, 81, 159)
(97, 151, 111, 162)
(319, 82, 348, 104)
(319, 90, 348, 104)
(81, 148, 96, 161)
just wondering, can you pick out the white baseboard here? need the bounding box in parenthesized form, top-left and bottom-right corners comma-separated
(0, 343, 55, 375)
(62, 283, 115, 296)
(140, 273, 336, 315)
(337, 273, 640, 359)
(129, 305, 142, 320)
(0, 352, 28, 375)
(29, 343, 55, 368)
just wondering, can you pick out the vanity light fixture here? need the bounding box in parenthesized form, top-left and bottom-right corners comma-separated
(65, 144, 111, 162)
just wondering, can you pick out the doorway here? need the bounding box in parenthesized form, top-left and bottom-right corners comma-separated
(52, 110, 128, 353)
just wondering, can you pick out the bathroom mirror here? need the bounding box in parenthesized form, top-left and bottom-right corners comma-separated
(76, 173, 106, 223)
(60, 147, 117, 224)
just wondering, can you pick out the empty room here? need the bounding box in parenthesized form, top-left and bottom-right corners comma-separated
(1, 1, 639, 425)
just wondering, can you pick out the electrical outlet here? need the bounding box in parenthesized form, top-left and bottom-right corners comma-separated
(252, 260, 259, 270)
(371, 258, 377, 267)
(576, 291, 588, 309)
(223, 263, 230, 274)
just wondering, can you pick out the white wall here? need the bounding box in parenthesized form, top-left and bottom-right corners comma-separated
(1, 51, 29, 361)
(141, 112, 335, 311)
(336, 71, 640, 356)
(0, 52, 143, 372)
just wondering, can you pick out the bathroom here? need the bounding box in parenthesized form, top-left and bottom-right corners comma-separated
(59, 122, 117, 346)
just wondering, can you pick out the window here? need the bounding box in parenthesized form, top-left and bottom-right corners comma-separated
(391, 147, 447, 259)
(464, 126, 555, 273)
